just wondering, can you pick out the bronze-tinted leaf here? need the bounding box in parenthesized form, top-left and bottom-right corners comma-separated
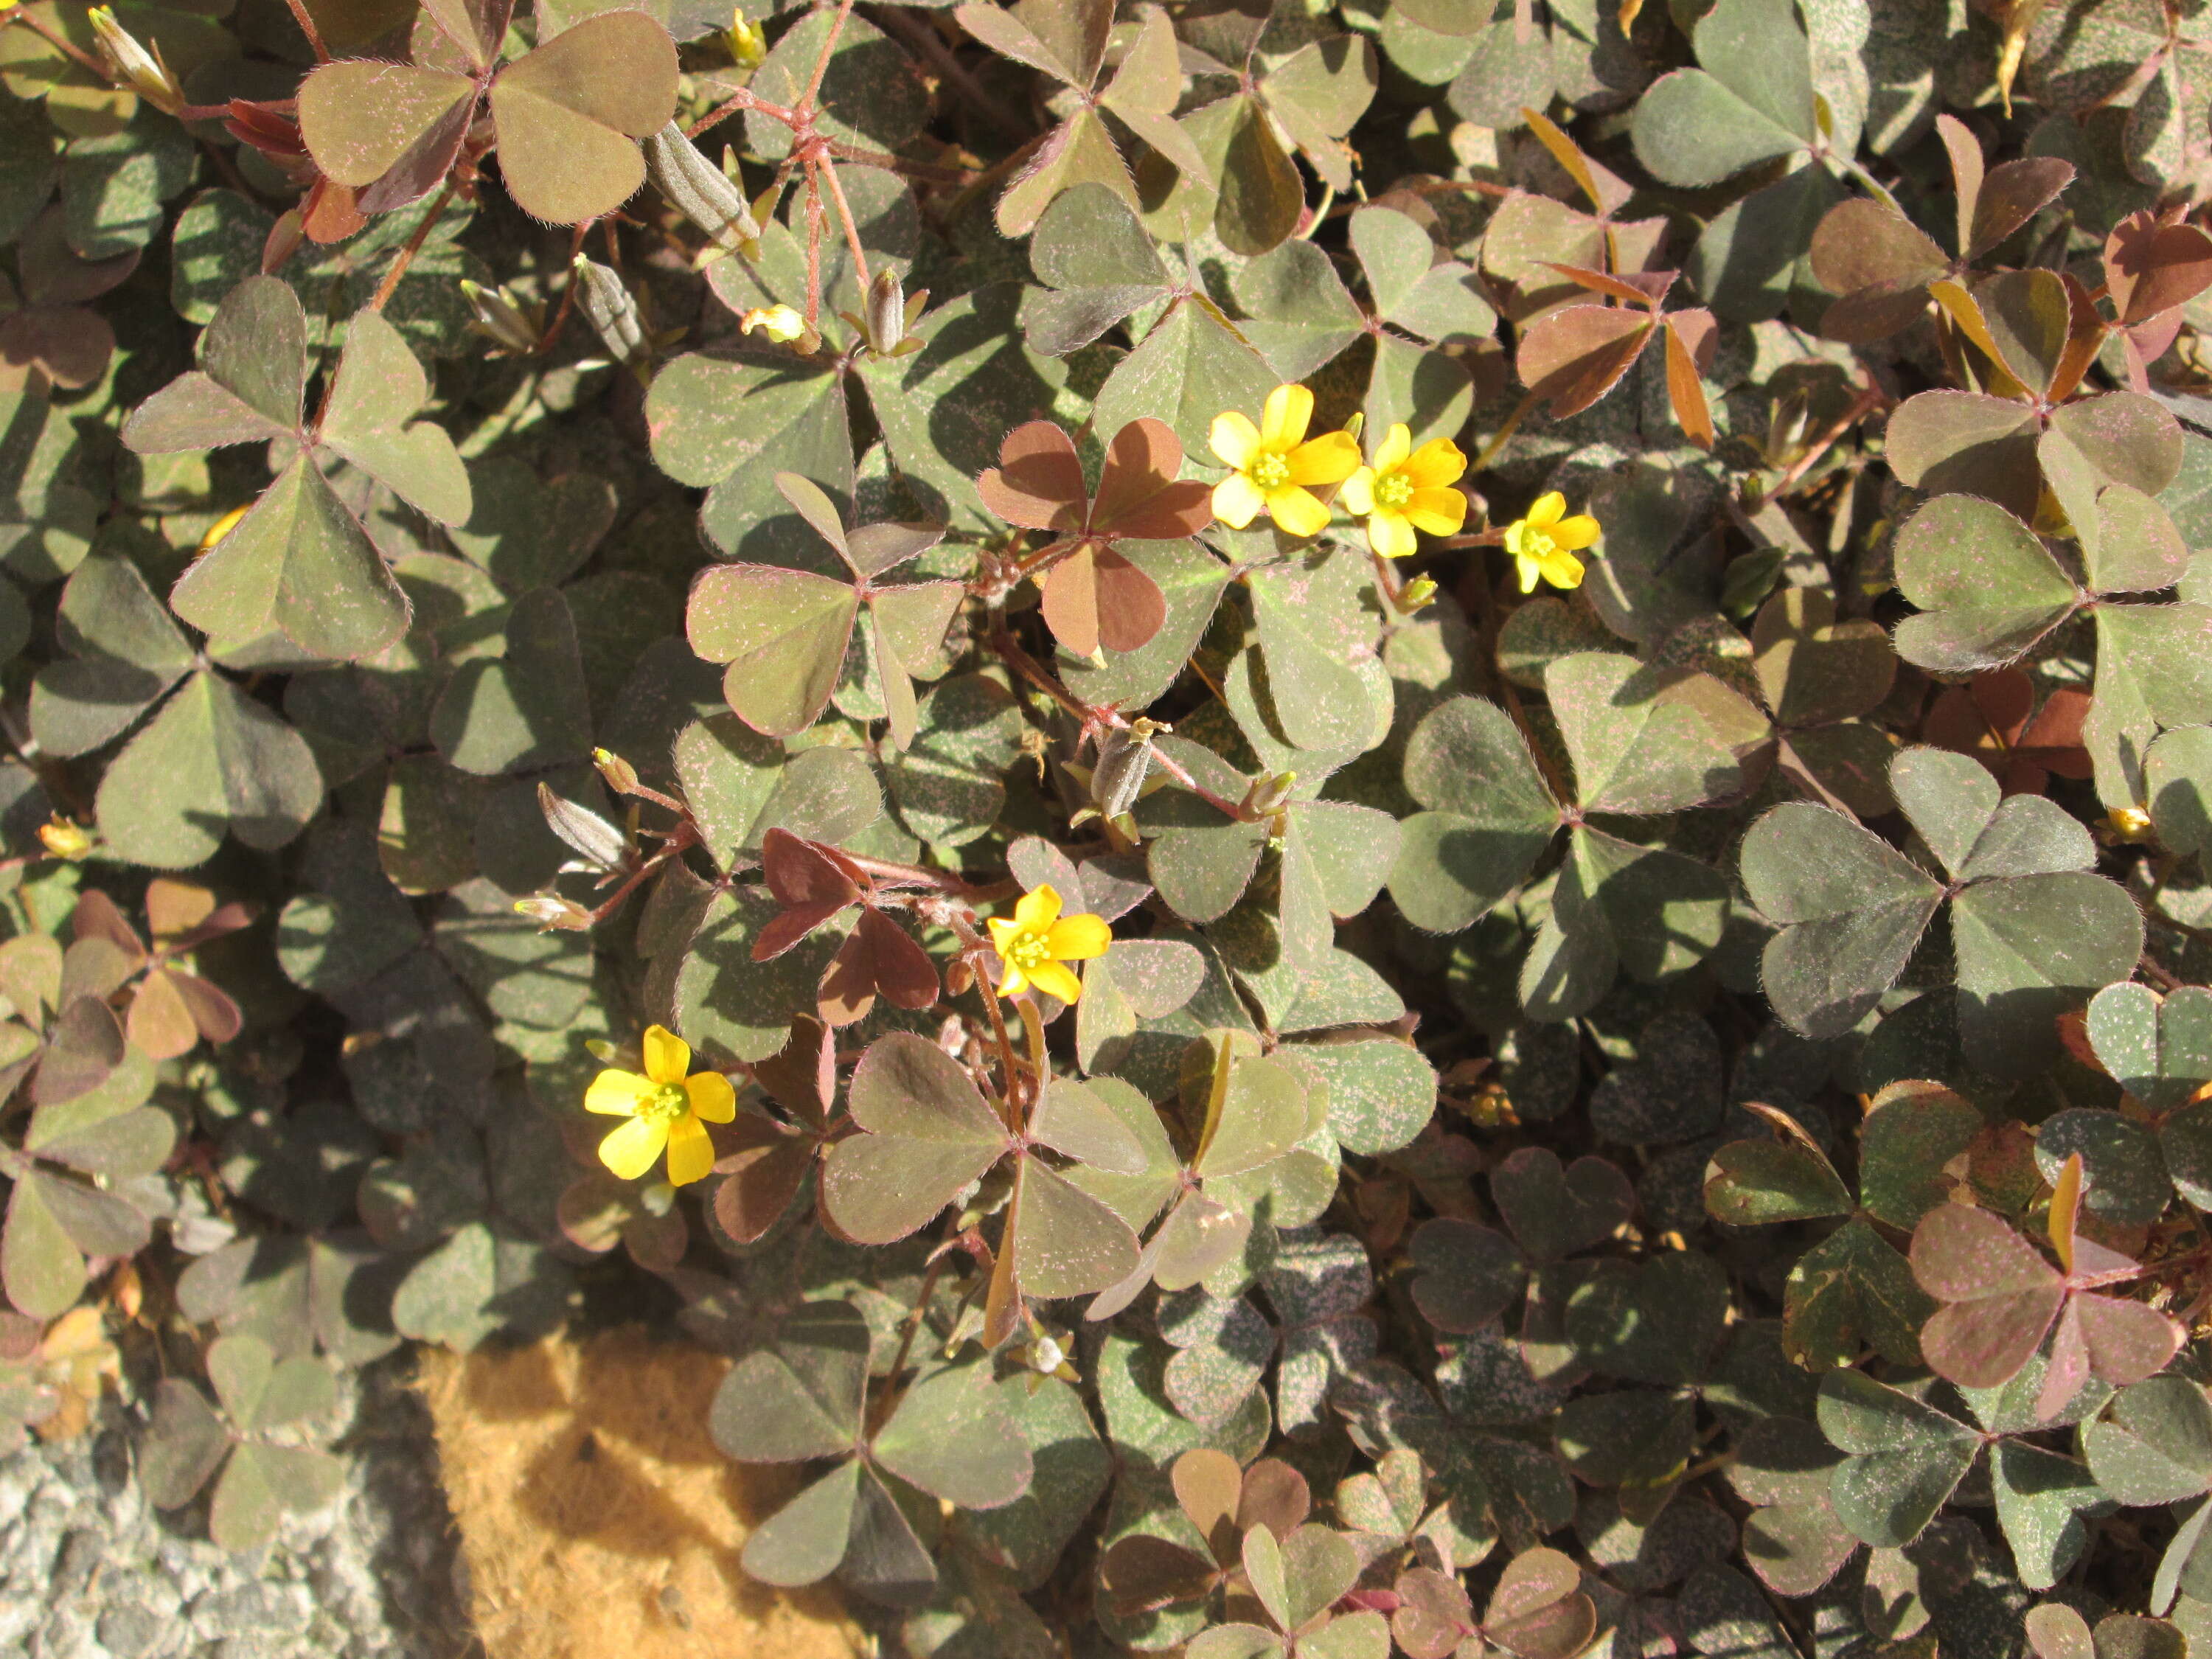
(1517, 306, 1654, 417)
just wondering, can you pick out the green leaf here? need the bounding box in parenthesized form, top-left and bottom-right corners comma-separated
(431, 588, 593, 775)
(1950, 872, 2143, 1081)
(1092, 296, 1276, 462)
(1389, 696, 1560, 933)
(1892, 495, 2076, 672)
(96, 671, 323, 869)
(2084, 1376, 2212, 1506)
(1740, 802, 1942, 1038)
(1817, 1368, 1978, 1548)
(1547, 653, 1746, 814)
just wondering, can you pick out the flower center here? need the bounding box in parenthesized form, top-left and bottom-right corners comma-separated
(1374, 471, 1415, 509)
(1246, 451, 1291, 491)
(1006, 930, 1053, 970)
(1520, 529, 1557, 562)
(640, 1082, 691, 1124)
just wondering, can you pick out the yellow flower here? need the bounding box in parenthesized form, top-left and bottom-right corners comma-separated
(584, 1025, 736, 1186)
(1341, 423, 1468, 559)
(727, 8, 767, 66)
(1504, 491, 1601, 593)
(987, 883, 1111, 1004)
(740, 304, 807, 343)
(1208, 383, 1360, 539)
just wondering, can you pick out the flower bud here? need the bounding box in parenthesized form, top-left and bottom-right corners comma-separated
(1242, 769, 1298, 821)
(642, 121, 760, 256)
(2105, 805, 2155, 844)
(591, 747, 641, 797)
(38, 815, 94, 862)
(726, 8, 767, 66)
(88, 7, 184, 115)
(460, 279, 543, 354)
(1396, 575, 1438, 613)
(513, 893, 595, 931)
(572, 255, 647, 368)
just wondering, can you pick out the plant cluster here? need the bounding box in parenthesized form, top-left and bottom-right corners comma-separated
(10, 0, 2212, 1650)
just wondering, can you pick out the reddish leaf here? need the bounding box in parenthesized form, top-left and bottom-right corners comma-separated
(752, 1013, 835, 1130)
(1663, 315, 1715, 450)
(1091, 417, 1211, 538)
(1041, 542, 1166, 658)
(1100, 1534, 1220, 1615)
(1517, 306, 1654, 417)
(1967, 156, 2076, 261)
(69, 890, 145, 961)
(977, 420, 1087, 531)
(817, 907, 939, 1028)
(754, 829, 862, 961)
(712, 1121, 815, 1244)
(2105, 212, 2212, 327)
(1911, 1203, 2063, 1388)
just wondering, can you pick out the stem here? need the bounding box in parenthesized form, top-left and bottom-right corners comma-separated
(533, 224, 593, 355)
(279, 0, 331, 60)
(803, 172, 825, 327)
(816, 156, 872, 296)
(8, 9, 108, 80)
(367, 180, 456, 313)
(801, 0, 857, 113)
(1775, 383, 1885, 497)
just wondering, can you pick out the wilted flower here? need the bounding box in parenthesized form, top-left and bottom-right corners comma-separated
(1207, 383, 1359, 539)
(740, 304, 808, 344)
(1342, 423, 1468, 558)
(38, 815, 93, 861)
(585, 1025, 737, 1186)
(987, 883, 1110, 1004)
(2105, 805, 2156, 844)
(1504, 491, 1601, 593)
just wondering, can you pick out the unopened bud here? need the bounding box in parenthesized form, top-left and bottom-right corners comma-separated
(1397, 575, 1438, 613)
(514, 893, 594, 932)
(38, 815, 94, 862)
(864, 268, 907, 352)
(1242, 770, 1298, 821)
(198, 503, 250, 555)
(644, 121, 760, 256)
(726, 8, 767, 66)
(573, 255, 648, 370)
(88, 7, 184, 114)
(592, 747, 640, 797)
(460, 279, 543, 353)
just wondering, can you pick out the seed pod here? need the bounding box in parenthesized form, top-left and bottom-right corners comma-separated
(571, 255, 646, 367)
(460, 279, 542, 353)
(643, 121, 759, 252)
(1092, 718, 1168, 819)
(865, 268, 906, 351)
(538, 782, 627, 872)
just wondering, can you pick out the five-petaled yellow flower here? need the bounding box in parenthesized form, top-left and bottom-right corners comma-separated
(1341, 424, 1468, 559)
(1505, 492, 1601, 593)
(1208, 383, 1360, 539)
(988, 884, 1111, 1004)
(585, 1025, 736, 1186)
